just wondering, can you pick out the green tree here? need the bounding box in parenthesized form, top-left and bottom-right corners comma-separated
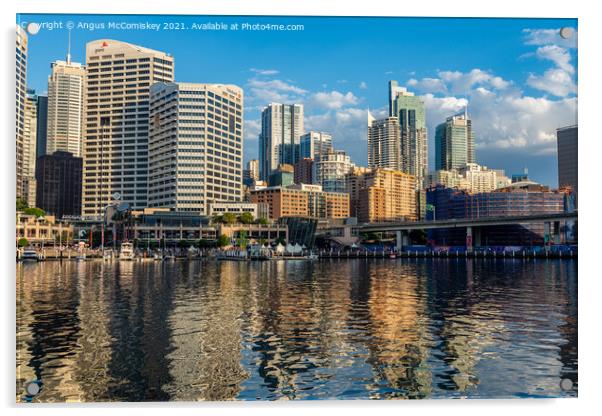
(409, 229, 427, 245)
(212, 215, 223, 224)
(239, 212, 254, 224)
(222, 212, 237, 225)
(217, 234, 231, 247)
(178, 239, 190, 249)
(237, 230, 249, 249)
(16, 198, 28, 211)
(17, 237, 28, 247)
(256, 217, 269, 225)
(24, 207, 45, 217)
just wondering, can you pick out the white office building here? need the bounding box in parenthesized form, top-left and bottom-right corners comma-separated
(46, 58, 85, 156)
(299, 131, 333, 160)
(148, 82, 244, 213)
(82, 40, 174, 218)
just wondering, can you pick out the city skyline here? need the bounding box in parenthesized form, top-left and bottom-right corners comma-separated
(18, 14, 577, 188)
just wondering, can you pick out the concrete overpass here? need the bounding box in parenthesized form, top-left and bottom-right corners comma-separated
(320, 212, 578, 251)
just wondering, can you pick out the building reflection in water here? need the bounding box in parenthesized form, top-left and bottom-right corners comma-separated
(16, 258, 577, 401)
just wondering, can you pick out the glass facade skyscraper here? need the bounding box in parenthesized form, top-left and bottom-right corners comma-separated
(435, 110, 475, 171)
(388, 80, 428, 186)
(258, 103, 304, 181)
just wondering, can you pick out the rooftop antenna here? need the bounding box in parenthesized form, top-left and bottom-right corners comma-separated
(66, 27, 72, 64)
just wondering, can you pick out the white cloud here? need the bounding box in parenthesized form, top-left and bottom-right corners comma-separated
(244, 118, 261, 141)
(359, 81, 368, 90)
(527, 68, 577, 97)
(535, 45, 574, 74)
(246, 78, 307, 105)
(407, 69, 510, 95)
(250, 68, 279, 75)
(523, 28, 578, 48)
(309, 90, 359, 110)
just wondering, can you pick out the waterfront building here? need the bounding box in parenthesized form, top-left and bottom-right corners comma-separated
(367, 114, 401, 171)
(128, 208, 217, 243)
(206, 201, 269, 220)
(313, 149, 355, 193)
(82, 39, 174, 218)
(268, 163, 295, 187)
(294, 157, 314, 184)
(243, 159, 259, 186)
(23, 93, 38, 207)
(35, 151, 83, 219)
(435, 109, 475, 171)
(346, 167, 417, 223)
(16, 211, 74, 247)
(299, 131, 333, 160)
(46, 58, 85, 156)
(148, 82, 244, 213)
(426, 184, 575, 246)
(557, 125, 578, 207)
(249, 183, 349, 221)
(16, 26, 28, 201)
(258, 103, 304, 181)
(388, 81, 428, 187)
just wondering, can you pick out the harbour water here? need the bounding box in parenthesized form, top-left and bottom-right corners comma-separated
(16, 258, 577, 401)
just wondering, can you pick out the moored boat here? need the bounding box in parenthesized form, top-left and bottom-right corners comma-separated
(21, 247, 39, 262)
(119, 242, 135, 260)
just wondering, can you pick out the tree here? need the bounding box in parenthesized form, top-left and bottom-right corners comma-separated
(198, 239, 216, 248)
(237, 230, 249, 249)
(256, 217, 269, 225)
(24, 207, 45, 217)
(17, 238, 28, 247)
(178, 239, 190, 249)
(16, 198, 28, 211)
(222, 213, 237, 225)
(409, 229, 427, 245)
(239, 212, 254, 224)
(212, 215, 223, 224)
(217, 234, 231, 247)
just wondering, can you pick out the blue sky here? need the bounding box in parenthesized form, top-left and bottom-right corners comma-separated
(18, 14, 578, 187)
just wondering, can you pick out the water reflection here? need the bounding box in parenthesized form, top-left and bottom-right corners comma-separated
(16, 258, 577, 401)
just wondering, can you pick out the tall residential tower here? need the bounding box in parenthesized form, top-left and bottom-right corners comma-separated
(258, 103, 304, 181)
(435, 109, 475, 171)
(388, 81, 428, 187)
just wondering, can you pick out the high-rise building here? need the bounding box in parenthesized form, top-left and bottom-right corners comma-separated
(388, 81, 428, 187)
(557, 125, 578, 207)
(33, 93, 48, 158)
(367, 114, 401, 171)
(35, 151, 83, 218)
(294, 157, 314, 185)
(46, 58, 85, 156)
(346, 167, 417, 223)
(16, 25, 28, 200)
(82, 40, 174, 218)
(299, 131, 333, 160)
(148, 82, 243, 213)
(435, 109, 475, 171)
(23, 93, 38, 207)
(243, 159, 259, 185)
(258, 103, 304, 181)
(313, 149, 355, 193)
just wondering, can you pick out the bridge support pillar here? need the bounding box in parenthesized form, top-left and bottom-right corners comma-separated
(474, 227, 481, 247)
(395, 230, 409, 251)
(466, 226, 473, 253)
(553, 221, 561, 244)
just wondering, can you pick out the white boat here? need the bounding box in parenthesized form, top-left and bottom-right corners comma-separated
(216, 249, 248, 261)
(119, 242, 135, 260)
(306, 253, 319, 260)
(21, 248, 39, 262)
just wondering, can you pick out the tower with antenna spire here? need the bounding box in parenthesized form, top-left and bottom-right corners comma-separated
(46, 31, 85, 157)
